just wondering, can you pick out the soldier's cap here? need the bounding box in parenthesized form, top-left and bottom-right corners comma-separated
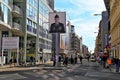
(54, 14, 59, 18)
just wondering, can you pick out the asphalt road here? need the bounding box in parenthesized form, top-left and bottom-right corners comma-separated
(0, 61, 120, 80)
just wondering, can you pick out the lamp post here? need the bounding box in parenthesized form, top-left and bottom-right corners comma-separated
(93, 14, 101, 16)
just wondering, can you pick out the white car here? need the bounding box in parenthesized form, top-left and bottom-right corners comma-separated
(90, 56, 96, 62)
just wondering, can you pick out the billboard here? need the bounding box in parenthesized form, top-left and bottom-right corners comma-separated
(2, 37, 19, 49)
(49, 12, 66, 33)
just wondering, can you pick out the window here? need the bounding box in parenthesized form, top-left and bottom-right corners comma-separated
(29, 0, 33, 5)
(2, 31, 9, 37)
(0, 3, 10, 24)
(3, 0, 8, 4)
(33, 0, 38, 8)
(27, 3, 37, 22)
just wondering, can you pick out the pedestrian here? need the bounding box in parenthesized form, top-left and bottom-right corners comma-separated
(58, 55, 61, 66)
(79, 55, 83, 64)
(64, 56, 68, 66)
(107, 58, 112, 71)
(52, 55, 56, 66)
(87, 55, 90, 63)
(114, 57, 119, 72)
(14, 58, 17, 66)
(9, 58, 13, 67)
(102, 53, 108, 68)
(97, 56, 101, 64)
(30, 56, 34, 65)
(40, 56, 42, 63)
(70, 55, 74, 64)
(63, 57, 65, 65)
(74, 56, 77, 64)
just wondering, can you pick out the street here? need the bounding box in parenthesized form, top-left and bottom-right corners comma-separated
(0, 60, 120, 80)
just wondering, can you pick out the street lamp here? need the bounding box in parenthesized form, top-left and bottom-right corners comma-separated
(93, 14, 101, 16)
(94, 32, 98, 33)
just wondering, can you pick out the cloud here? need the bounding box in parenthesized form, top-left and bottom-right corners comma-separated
(69, 0, 106, 13)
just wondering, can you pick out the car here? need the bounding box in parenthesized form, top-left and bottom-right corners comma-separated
(90, 56, 96, 62)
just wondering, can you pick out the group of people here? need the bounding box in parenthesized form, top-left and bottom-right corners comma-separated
(97, 53, 120, 72)
(9, 57, 17, 67)
(51, 55, 84, 66)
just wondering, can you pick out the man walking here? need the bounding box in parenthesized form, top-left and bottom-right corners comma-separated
(79, 55, 83, 64)
(114, 57, 119, 72)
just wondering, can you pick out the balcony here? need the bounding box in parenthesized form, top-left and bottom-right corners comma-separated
(12, 5, 22, 17)
(13, 0, 23, 2)
(12, 22, 23, 31)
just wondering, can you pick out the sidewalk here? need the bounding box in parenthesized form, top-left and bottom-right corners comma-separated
(0, 61, 53, 72)
(0, 64, 42, 72)
(97, 62, 117, 73)
(0, 61, 69, 72)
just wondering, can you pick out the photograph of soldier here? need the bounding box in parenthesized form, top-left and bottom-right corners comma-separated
(49, 12, 66, 33)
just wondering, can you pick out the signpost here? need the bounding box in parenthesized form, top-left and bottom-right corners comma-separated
(49, 12, 66, 67)
(1, 37, 19, 66)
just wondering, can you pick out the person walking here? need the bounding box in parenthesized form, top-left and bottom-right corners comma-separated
(9, 58, 13, 67)
(107, 58, 112, 71)
(63, 55, 68, 66)
(58, 55, 61, 66)
(74, 56, 77, 64)
(102, 53, 108, 68)
(52, 55, 56, 66)
(87, 55, 90, 63)
(79, 55, 83, 64)
(114, 57, 119, 72)
(70, 55, 74, 64)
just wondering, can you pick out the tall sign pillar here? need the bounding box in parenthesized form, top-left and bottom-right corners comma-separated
(49, 12, 66, 66)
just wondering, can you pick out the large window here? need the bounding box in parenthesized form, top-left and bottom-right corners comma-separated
(0, 3, 10, 25)
(3, 0, 8, 4)
(39, 1, 49, 18)
(27, 18, 37, 34)
(27, 0, 37, 22)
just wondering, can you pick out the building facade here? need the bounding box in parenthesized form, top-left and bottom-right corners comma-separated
(0, 0, 54, 64)
(110, 0, 120, 58)
(74, 34, 80, 54)
(69, 25, 75, 54)
(94, 21, 103, 57)
(101, 11, 109, 52)
(82, 44, 88, 57)
(79, 37, 83, 56)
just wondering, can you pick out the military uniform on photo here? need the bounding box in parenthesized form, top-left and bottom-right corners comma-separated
(49, 15, 65, 33)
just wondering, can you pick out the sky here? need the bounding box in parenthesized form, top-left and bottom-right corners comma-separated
(55, 0, 106, 53)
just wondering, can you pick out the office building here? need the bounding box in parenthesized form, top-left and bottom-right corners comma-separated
(110, 0, 120, 58)
(0, 0, 54, 64)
